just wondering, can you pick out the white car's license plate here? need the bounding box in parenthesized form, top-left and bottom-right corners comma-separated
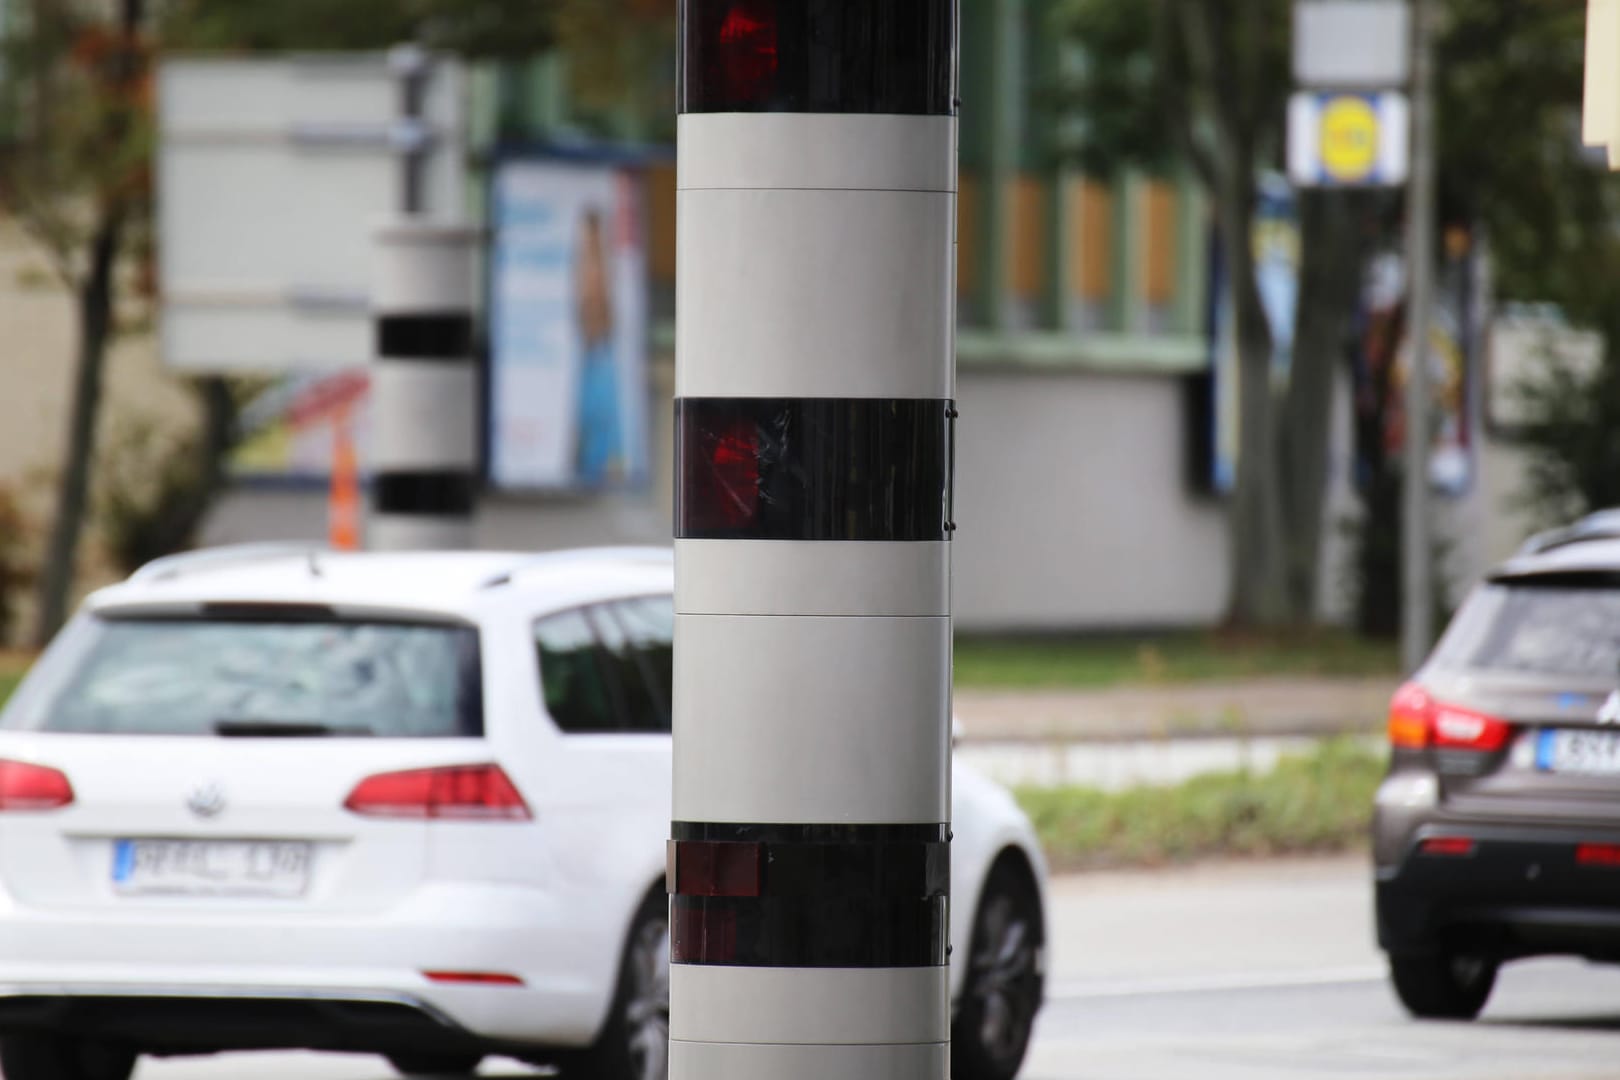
(1536, 728, 1620, 775)
(111, 839, 311, 897)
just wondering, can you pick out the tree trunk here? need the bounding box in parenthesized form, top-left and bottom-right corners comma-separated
(129, 377, 240, 570)
(1217, 167, 1288, 628)
(1354, 301, 1406, 639)
(30, 0, 143, 645)
(33, 211, 123, 645)
(1281, 191, 1373, 622)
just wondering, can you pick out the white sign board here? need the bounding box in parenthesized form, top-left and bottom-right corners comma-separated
(158, 55, 466, 373)
(1287, 90, 1409, 187)
(1294, 0, 1412, 87)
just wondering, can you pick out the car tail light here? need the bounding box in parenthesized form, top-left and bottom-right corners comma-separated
(1419, 836, 1476, 857)
(1577, 843, 1620, 867)
(1387, 681, 1513, 752)
(0, 759, 74, 811)
(1388, 682, 1432, 749)
(423, 970, 525, 986)
(344, 764, 530, 821)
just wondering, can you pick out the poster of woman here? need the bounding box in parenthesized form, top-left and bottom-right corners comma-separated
(488, 159, 649, 491)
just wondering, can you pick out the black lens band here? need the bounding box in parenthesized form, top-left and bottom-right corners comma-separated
(680, 0, 956, 115)
(372, 471, 476, 516)
(675, 397, 954, 542)
(668, 821, 949, 967)
(377, 313, 475, 360)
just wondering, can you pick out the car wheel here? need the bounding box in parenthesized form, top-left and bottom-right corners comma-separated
(952, 860, 1044, 1080)
(1388, 949, 1498, 1020)
(567, 892, 669, 1080)
(0, 1035, 136, 1080)
(384, 1051, 484, 1076)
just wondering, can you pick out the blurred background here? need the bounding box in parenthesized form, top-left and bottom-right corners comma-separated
(0, 0, 1611, 651)
(0, 0, 1617, 849)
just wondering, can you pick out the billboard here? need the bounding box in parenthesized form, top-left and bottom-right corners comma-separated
(487, 159, 650, 492)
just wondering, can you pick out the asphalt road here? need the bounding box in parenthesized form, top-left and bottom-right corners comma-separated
(126, 855, 1620, 1080)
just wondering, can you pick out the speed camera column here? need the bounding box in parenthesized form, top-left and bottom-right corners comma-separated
(369, 220, 479, 551)
(669, 3, 958, 1079)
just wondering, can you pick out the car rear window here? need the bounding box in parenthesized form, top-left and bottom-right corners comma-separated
(1433, 577, 1620, 678)
(0, 612, 482, 737)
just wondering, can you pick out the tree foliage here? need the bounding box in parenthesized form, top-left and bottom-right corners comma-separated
(161, 0, 556, 57)
(1057, 0, 1361, 629)
(0, 0, 151, 289)
(1440, 0, 1620, 526)
(1513, 310, 1620, 525)
(1436, 0, 1607, 313)
(0, 0, 153, 644)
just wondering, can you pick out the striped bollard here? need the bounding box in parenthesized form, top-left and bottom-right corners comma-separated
(669, 3, 958, 1079)
(370, 219, 479, 551)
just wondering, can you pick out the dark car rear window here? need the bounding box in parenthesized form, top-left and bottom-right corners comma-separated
(0, 613, 482, 737)
(1433, 577, 1620, 678)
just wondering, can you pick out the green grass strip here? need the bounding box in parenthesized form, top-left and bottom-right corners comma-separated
(1015, 737, 1386, 870)
(955, 631, 1399, 689)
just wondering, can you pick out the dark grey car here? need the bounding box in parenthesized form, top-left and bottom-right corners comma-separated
(1375, 514, 1620, 1019)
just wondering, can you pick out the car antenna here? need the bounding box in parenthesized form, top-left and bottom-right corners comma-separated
(307, 549, 323, 578)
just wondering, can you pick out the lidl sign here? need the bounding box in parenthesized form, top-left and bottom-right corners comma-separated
(1287, 90, 1409, 187)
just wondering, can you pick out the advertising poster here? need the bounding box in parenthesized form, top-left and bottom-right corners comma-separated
(230, 369, 371, 483)
(488, 159, 650, 491)
(1208, 176, 1299, 494)
(1352, 241, 1483, 497)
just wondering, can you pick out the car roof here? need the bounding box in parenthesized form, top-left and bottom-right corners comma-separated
(83, 546, 675, 617)
(1494, 536, 1620, 581)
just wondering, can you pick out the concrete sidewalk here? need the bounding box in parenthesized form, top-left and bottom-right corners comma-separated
(954, 675, 1397, 744)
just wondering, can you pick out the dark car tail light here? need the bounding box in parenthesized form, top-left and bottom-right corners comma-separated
(1387, 681, 1513, 753)
(0, 759, 74, 812)
(1577, 843, 1620, 867)
(344, 764, 530, 821)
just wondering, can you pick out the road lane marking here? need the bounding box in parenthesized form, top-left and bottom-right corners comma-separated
(1048, 963, 1387, 1000)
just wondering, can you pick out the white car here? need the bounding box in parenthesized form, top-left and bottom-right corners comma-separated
(0, 547, 1047, 1080)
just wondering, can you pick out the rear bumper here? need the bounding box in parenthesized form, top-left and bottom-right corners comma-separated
(0, 882, 614, 1051)
(0, 988, 498, 1057)
(1377, 823, 1620, 959)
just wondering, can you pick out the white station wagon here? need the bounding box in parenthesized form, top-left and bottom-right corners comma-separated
(0, 547, 1046, 1080)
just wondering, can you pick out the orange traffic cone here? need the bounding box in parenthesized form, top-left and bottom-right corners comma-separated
(329, 405, 361, 551)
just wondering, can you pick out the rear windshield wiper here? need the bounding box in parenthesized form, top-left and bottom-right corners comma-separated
(213, 719, 373, 738)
